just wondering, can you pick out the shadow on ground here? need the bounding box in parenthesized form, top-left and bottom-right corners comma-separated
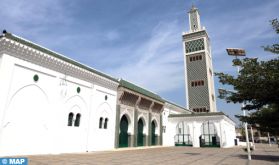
(183, 153, 201, 155)
(238, 154, 279, 162)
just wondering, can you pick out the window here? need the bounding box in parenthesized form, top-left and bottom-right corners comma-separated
(104, 118, 108, 129)
(191, 80, 205, 87)
(193, 107, 207, 113)
(68, 112, 74, 126)
(189, 55, 202, 62)
(99, 117, 103, 129)
(74, 113, 81, 127)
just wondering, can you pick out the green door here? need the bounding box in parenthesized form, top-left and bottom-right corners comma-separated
(119, 115, 129, 147)
(137, 119, 144, 146)
(151, 121, 156, 145)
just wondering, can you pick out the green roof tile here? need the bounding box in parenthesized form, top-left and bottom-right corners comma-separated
(165, 100, 192, 113)
(119, 79, 164, 103)
(169, 112, 225, 118)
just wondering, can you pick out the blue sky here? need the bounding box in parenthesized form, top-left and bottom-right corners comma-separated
(1, 0, 278, 124)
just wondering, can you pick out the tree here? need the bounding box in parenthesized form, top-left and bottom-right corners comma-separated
(215, 19, 279, 137)
(236, 104, 279, 136)
(215, 57, 279, 111)
(263, 19, 279, 54)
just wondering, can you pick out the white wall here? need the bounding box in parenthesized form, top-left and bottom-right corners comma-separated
(166, 114, 236, 148)
(0, 54, 117, 156)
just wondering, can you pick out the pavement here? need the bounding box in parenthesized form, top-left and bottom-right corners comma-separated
(26, 144, 279, 165)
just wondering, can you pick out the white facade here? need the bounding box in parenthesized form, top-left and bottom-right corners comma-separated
(0, 5, 237, 156)
(0, 33, 119, 156)
(162, 103, 236, 148)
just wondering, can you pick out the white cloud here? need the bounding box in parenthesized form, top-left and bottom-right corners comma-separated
(0, 0, 74, 36)
(107, 21, 185, 93)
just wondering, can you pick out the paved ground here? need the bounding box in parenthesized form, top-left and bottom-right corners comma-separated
(26, 144, 279, 165)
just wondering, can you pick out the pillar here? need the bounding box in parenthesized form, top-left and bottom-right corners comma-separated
(114, 105, 120, 148)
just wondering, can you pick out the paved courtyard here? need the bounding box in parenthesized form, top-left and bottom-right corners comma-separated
(26, 144, 279, 165)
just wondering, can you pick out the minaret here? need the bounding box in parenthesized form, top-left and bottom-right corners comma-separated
(182, 5, 217, 113)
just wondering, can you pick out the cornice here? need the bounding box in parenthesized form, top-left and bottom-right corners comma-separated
(182, 30, 209, 41)
(0, 37, 119, 90)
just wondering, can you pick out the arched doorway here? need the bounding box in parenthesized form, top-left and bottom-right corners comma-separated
(119, 115, 129, 147)
(137, 118, 144, 146)
(151, 120, 157, 145)
(174, 122, 192, 146)
(199, 121, 220, 147)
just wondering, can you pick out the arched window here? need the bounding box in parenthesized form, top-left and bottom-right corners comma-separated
(99, 117, 103, 129)
(104, 118, 108, 129)
(74, 113, 81, 127)
(68, 112, 74, 126)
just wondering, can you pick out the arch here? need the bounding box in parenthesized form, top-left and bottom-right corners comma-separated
(120, 112, 132, 134)
(137, 115, 147, 134)
(96, 102, 112, 130)
(119, 115, 129, 147)
(96, 102, 113, 116)
(6, 84, 49, 108)
(137, 118, 145, 146)
(175, 122, 192, 146)
(1, 84, 50, 155)
(74, 113, 81, 127)
(68, 112, 74, 126)
(199, 121, 220, 147)
(151, 120, 157, 145)
(65, 95, 87, 108)
(151, 117, 160, 134)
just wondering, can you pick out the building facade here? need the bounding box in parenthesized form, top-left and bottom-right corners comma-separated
(0, 32, 119, 156)
(115, 79, 164, 148)
(0, 6, 236, 156)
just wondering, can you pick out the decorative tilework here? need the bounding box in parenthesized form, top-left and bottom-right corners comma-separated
(185, 38, 204, 53)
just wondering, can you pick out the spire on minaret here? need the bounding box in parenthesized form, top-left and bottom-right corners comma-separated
(188, 5, 201, 32)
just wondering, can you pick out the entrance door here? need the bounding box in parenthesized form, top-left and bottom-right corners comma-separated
(119, 115, 129, 147)
(151, 121, 156, 145)
(137, 119, 144, 146)
(212, 136, 217, 146)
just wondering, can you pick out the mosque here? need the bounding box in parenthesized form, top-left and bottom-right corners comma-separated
(0, 6, 236, 156)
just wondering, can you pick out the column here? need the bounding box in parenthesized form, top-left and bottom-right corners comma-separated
(192, 122, 200, 147)
(114, 105, 120, 148)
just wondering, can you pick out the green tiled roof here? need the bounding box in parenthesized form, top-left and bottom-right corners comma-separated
(119, 79, 164, 102)
(0, 32, 118, 83)
(165, 100, 192, 113)
(169, 112, 225, 118)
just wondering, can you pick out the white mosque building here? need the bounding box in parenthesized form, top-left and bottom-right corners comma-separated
(0, 6, 236, 156)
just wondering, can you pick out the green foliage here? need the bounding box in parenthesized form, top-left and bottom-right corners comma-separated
(263, 19, 279, 54)
(215, 58, 279, 111)
(216, 19, 279, 136)
(236, 105, 279, 135)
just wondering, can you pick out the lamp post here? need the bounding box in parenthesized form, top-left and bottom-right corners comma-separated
(226, 48, 251, 160)
(250, 125, 255, 150)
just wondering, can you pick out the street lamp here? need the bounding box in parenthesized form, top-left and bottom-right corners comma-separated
(226, 48, 251, 160)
